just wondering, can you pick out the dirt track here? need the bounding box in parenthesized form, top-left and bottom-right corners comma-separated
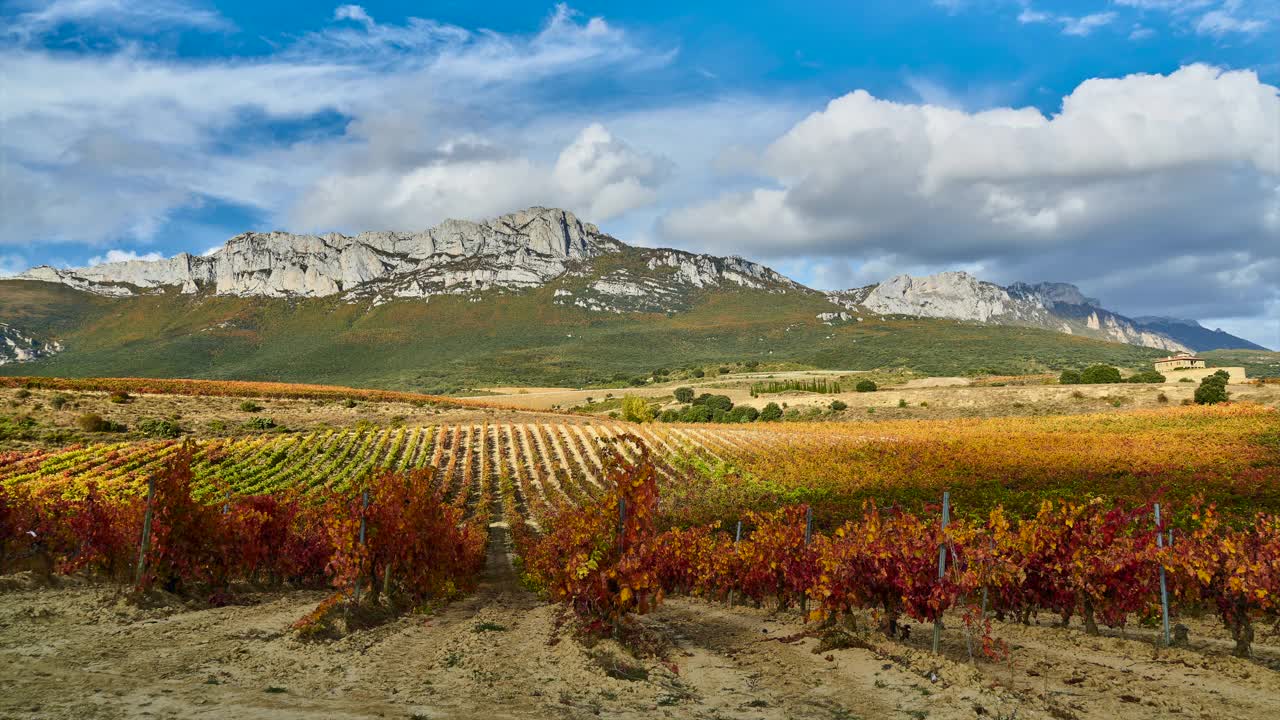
(2, 523, 1278, 719)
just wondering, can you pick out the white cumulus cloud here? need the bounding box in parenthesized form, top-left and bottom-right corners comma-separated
(660, 64, 1280, 327)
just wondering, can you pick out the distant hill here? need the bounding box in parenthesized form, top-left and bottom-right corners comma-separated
(1131, 317, 1269, 352)
(0, 207, 1219, 390)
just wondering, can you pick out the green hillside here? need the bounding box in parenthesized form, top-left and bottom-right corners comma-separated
(1202, 349, 1280, 379)
(0, 279, 1169, 393)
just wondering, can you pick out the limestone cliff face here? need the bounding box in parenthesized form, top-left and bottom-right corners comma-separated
(17, 207, 796, 313)
(826, 271, 1191, 353)
(20, 208, 620, 299)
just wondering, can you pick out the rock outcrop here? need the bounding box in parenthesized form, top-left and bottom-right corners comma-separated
(0, 323, 62, 365)
(20, 208, 621, 300)
(828, 271, 1192, 353)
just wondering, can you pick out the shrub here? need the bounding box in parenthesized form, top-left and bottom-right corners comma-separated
(1126, 370, 1166, 384)
(693, 393, 733, 412)
(692, 369, 705, 378)
(673, 387, 694, 404)
(830, 400, 849, 411)
(728, 406, 759, 423)
(658, 409, 679, 422)
(239, 400, 263, 413)
(745, 361, 759, 370)
(680, 405, 713, 423)
(108, 391, 132, 404)
(13, 389, 30, 400)
(760, 402, 783, 421)
(243, 417, 278, 431)
(0, 415, 39, 441)
(718, 366, 731, 375)
(49, 394, 69, 410)
(1195, 375, 1229, 405)
(76, 413, 125, 433)
(855, 380, 877, 393)
(139, 418, 183, 439)
(897, 398, 907, 408)
(1179, 377, 1195, 383)
(1157, 393, 1169, 403)
(341, 398, 357, 408)
(621, 396, 654, 423)
(628, 377, 647, 387)
(1058, 369, 1082, 385)
(1080, 365, 1122, 384)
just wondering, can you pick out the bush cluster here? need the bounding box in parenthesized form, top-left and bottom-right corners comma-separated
(1195, 370, 1230, 405)
(76, 413, 126, 433)
(139, 418, 183, 439)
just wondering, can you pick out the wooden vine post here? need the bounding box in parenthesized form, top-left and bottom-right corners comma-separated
(134, 473, 157, 588)
(355, 489, 369, 604)
(800, 506, 813, 615)
(618, 496, 627, 553)
(1155, 503, 1171, 647)
(727, 520, 742, 608)
(933, 491, 951, 654)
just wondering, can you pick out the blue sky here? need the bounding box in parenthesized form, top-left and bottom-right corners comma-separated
(1, 0, 1277, 346)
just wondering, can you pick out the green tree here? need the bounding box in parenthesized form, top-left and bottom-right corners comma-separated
(1080, 365, 1122, 384)
(830, 400, 848, 411)
(1059, 369, 1082, 385)
(855, 380, 877, 393)
(692, 393, 733, 411)
(681, 405, 713, 422)
(673, 387, 695, 404)
(760, 402, 783, 421)
(621, 395, 654, 423)
(1194, 375, 1229, 405)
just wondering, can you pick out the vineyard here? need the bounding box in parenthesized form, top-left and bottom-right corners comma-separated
(0, 423, 759, 523)
(1, 403, 1279, 717)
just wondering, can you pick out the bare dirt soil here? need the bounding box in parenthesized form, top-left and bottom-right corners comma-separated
(3, 524, 1277, 720)
(2, 387, 584, 451)
(465, 372, 1280, 421)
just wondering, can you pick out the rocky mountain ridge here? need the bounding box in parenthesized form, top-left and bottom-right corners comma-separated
(18, 208, 793, 310)
(13, 207, 1261, 353)
(825, 271, 1192, 353)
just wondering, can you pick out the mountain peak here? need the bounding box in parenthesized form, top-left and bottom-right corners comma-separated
(17, 207, 621, 299)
